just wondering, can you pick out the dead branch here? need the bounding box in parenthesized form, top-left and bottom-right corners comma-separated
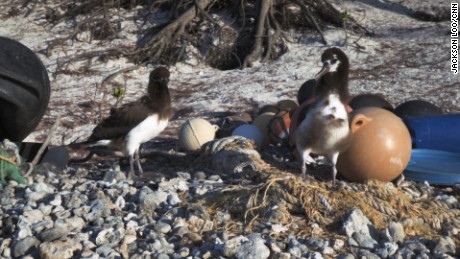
(243, 0, 272, 68)
(30, 0, 370, 72)
(31, 115, 61, 166)
(133, 0, 214, 64)
(291, 0, 328, 45)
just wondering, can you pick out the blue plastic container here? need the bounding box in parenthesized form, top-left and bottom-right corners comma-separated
(403, 114, 460, 153)
(404, 149, 460, 185)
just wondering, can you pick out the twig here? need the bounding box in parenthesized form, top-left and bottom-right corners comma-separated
(194, 0, 220, 28)
(31, 115, 61, 166)
(101, 64, 143, 85)
(291, 0, 328, 45)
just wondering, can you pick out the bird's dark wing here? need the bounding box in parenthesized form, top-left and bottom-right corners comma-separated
(88, 96, 152, 141)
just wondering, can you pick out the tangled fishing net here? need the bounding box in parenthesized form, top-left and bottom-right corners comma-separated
(191, 136, 460, 239)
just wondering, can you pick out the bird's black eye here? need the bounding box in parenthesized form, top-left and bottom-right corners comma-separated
(331, 59, 338, 64)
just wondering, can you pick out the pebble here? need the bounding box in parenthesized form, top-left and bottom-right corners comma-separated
(13, 236, 40, 257)
(341, 208, 378, 239)
(351, 232, 378, 249)
(234, 233, 270, 259)
(223, 235, 249, 257)
(139, 186, 168, 213)
(154, 221, 172, 234)
(433, 236, 456, 255)
(39, 238, 82, 259)
(38, 226, 69, 242)
(388, 221, 405, 243)
(0, 144, 458, 259)
(102, 170, 126, 183)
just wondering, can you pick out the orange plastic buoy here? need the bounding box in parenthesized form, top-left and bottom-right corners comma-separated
(269, 110, 291, 144)
(337, 107, 412, 182)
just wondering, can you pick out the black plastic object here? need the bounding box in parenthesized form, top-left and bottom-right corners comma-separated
(0, 36, 50, 141)
(349, 93, 393, 112)
(394, 100, 443, 118)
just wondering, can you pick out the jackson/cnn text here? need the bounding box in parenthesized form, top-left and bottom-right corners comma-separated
(452, 3, 458, 74)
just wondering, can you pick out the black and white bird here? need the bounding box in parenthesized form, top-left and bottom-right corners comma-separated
(74, 67, 172, 178)
(295, 47, 351, 182)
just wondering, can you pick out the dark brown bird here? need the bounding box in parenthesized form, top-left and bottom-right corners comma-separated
(295, 47, 351, 182)
(78, 67, 172, 178)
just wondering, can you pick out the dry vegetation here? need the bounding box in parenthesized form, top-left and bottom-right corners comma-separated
(5, 0, 368, 73)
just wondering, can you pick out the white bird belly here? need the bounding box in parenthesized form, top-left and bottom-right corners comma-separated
(125, 114, 168, 155)
(297, 94, 350, 154)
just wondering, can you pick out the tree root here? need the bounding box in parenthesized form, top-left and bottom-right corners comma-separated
(32, 0, 370, 72)
(133, 0, 215, 64)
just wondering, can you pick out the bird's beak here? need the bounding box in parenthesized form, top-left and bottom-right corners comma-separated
(157, 77, 169, 86)
(315, 61, 330, 81)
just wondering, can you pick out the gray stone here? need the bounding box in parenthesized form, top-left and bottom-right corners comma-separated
(13, 236, 40, 257)
(0, 238, 11, 256)
(84, 199, 110, 222)
(115, 195, 126, 209)
(272, 252, 291, 259)
(321, 246, 334, 255)
(95, 227, 125, 247)
(223, 235, 248, 257)
(352, 232, 378, 249)
(30, 182, 55, 193)
(102, 170, 126, 183)
(357, 249, 380, 259)
(341, 208, 378, 239)
(38, 204, 53, 216)
(388, 221, 405, 243)
(139, 186, 168, 213)
(337, 253, 355, 259)
(288, 245, 302, 258)
(31, 218, 54, 233)
(49, 194, 62, 206)
(167, 193, 181, 206)
(159, 177, 189, 192)
(305, 237, 325, 250)
(234, 234, 270, 259)
(307, 252, 324, 259)
(96, 244, 121, 258)
(347, 237, 359, 247)
(54, 209, 71, 219)
(178, 247, 190, 257)
(193, 171, 207, 182)
(150, 236, 174, 254)
(215, 211, 231, 226)
(393, 247, 415, 258)
(38, 226, 69, 242)
(2, 247, 11, 258)
(177, 172, 191, 180)
(64, 217, 86, 232)
(433, 236, 456, 255)
(23, 209, 45, 224)
(63, 193, 88, 209)
(155, 221, 172, 234)
(332, 239, 345, 250)
(403, 239, 429, 254)
(39, 238, 82, 259)
(375, 242, 398, 258)
(17, 216, 32, 240)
